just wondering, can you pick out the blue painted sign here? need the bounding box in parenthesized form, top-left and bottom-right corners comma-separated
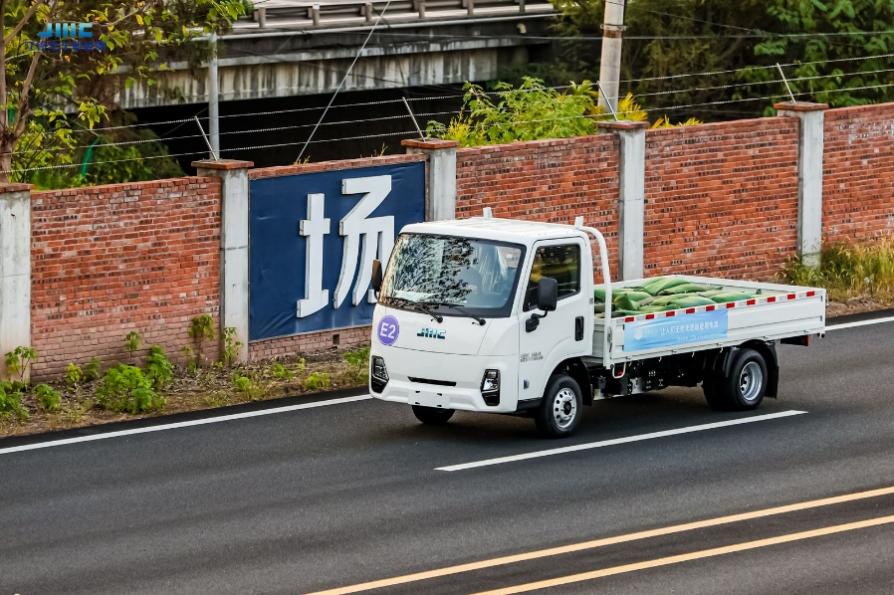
(377, 315, 400, 346)
(624, 310, 728, 352)
(250, 162, 425, 340)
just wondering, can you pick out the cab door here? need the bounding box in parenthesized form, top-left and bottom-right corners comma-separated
(517, 239, 590, 403)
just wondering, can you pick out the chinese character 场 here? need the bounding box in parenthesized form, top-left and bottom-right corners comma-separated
(296, 175, 394, 318)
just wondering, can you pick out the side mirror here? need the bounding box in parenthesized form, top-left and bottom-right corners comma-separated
(371, 259, 383, 293)
(526, 277, 558, 333)
(536, 277, 558, 312)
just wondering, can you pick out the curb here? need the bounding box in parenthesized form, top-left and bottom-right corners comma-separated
(0, 386, 368, 450)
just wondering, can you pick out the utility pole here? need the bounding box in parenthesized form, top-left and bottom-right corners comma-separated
(597, 0, 626, 114)
(208, 32, 220, 159)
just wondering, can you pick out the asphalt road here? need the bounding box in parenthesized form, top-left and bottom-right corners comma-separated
(2, 315, 894, 594)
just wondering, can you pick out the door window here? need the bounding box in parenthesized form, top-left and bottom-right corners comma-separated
(524, 243, 581, 311)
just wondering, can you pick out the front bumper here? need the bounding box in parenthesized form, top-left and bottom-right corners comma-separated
(370, 347, 519, 413)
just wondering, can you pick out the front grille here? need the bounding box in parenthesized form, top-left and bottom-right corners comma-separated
(408, 377, 457, 387)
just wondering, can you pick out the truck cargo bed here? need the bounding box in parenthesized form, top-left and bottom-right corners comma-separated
(593, 275, 826, 366)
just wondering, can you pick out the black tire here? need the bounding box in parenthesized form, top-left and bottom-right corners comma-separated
(411, 405, 455, 425)
(535, 374, 584, 438)
(704, 348, 768, 411)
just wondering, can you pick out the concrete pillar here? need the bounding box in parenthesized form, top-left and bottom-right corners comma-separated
(598, 121, 648, 280)
(192, 159, 254, 362)
(401, 139, 459, 221)
(0, 183, 32, 381)
(775, 101, 828, 268)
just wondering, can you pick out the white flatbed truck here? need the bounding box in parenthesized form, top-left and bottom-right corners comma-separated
(368, 215, 826, 437)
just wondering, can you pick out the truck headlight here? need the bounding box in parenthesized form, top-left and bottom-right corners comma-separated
(371, 356, 389, 393)
(481, 369, 500, 406)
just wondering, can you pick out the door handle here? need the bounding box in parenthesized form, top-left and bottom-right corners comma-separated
(575, 316, 584, 341)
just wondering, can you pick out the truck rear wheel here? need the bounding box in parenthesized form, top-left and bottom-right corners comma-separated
(535, 374, 583, 438)
(704, 348, 768, 411)
(411, 405, 455, 425)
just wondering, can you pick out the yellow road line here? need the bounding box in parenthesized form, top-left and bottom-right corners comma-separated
(474, 513, 894, 595)
(307, 485, 894, 595)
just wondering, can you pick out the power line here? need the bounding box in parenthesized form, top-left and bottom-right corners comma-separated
(8, 77, 893, 177)
(296, 0, 394, 161)
(4, 110, 456, 157)
(54, 51, 894, 138)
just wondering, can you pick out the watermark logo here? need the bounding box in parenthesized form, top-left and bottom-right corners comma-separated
(31, 22, 106, 52)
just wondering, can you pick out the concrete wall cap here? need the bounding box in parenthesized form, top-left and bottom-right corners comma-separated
(0, 183, 33, 193)
(401, 138, 460, 150)
(597, 120, 649, 131)
(773, 101, 830, 113)
(192, 159, 255, 171)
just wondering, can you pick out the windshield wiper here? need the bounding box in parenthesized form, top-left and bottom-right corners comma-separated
(423, 302, 485, 326)
(380, 296, 443, 323)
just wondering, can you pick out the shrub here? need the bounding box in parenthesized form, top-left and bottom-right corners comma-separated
(34, 384, 61, 412)
(0, 381, 28, 420)
(84, 357, 102, 382)
(145, 346, 174, 389)
(124, 330, 143, 354)
(189, 314, 215, 366)
(64, 363, 83, 387)
(232, 374, 262, 400)
(304, 372, 331, 391)
(4, 346, 36, 384)
(96, 364, 165, 414)
(343, 346, 370, 383)
(343, 346, 370, 368)
(222, 327, 242, 368)
(271, 363, 293, 381)
(782, 239, 894, 303)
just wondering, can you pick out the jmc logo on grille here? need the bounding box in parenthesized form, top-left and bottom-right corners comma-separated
(417, 327, 446, 340)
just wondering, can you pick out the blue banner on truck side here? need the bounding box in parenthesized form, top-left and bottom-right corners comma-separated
(623, 309, 728, 352)
(249, 162, 425, 341)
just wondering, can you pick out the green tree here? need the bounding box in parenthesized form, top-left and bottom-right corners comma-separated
(746, 0, 894, 109)
(427, 77, 651, 147)
(0, 0, 246, 183)
(549, 0, 894, 119)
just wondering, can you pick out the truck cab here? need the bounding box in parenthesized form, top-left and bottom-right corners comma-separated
(368, 217, 599, 433)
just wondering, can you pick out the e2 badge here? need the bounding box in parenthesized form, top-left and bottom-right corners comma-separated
(377, 315, 400, 346)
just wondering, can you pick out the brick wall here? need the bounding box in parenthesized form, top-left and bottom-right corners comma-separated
(248, 326, 370, 362)
(823, 103, 894, 243)
(643, 118, 800, 279)
(19, 103, 894, 379)
(31, 177, 221, 378)
(455, 135, 621, 279)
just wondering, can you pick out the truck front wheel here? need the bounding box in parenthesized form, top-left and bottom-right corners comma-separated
(704, 348, 768, 411)
(411, 405, 455, 425)
(535, 375, 583, 438)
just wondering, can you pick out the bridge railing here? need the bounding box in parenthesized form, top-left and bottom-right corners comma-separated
(241, 0, 554, 30)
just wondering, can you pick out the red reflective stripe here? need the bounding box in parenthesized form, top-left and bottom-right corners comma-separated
(726, 302, 736, 309)
(767, 296, 776, 303)
(787, 293, 796, 300)
(706, 305, 716, 311)
(666, 311, 676, 317)
(685, 308, 696, 314)
(645, 313, 655, 320)
(624, 316, 635, 323)
(806, 290, 816, 297)
(746, 299, 757, 305)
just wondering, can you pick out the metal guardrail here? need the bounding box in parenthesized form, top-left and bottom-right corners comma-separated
(243, 0, 553, 30)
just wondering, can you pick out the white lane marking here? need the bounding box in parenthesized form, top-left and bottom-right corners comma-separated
(826, 315, 894, 331)
(0, 394, 372, 456)
(436, 410, 807, 472)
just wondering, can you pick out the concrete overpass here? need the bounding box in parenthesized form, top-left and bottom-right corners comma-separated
(118, 0, 557, 109)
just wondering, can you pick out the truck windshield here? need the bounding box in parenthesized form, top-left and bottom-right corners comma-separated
(379, 233, 525, 318)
